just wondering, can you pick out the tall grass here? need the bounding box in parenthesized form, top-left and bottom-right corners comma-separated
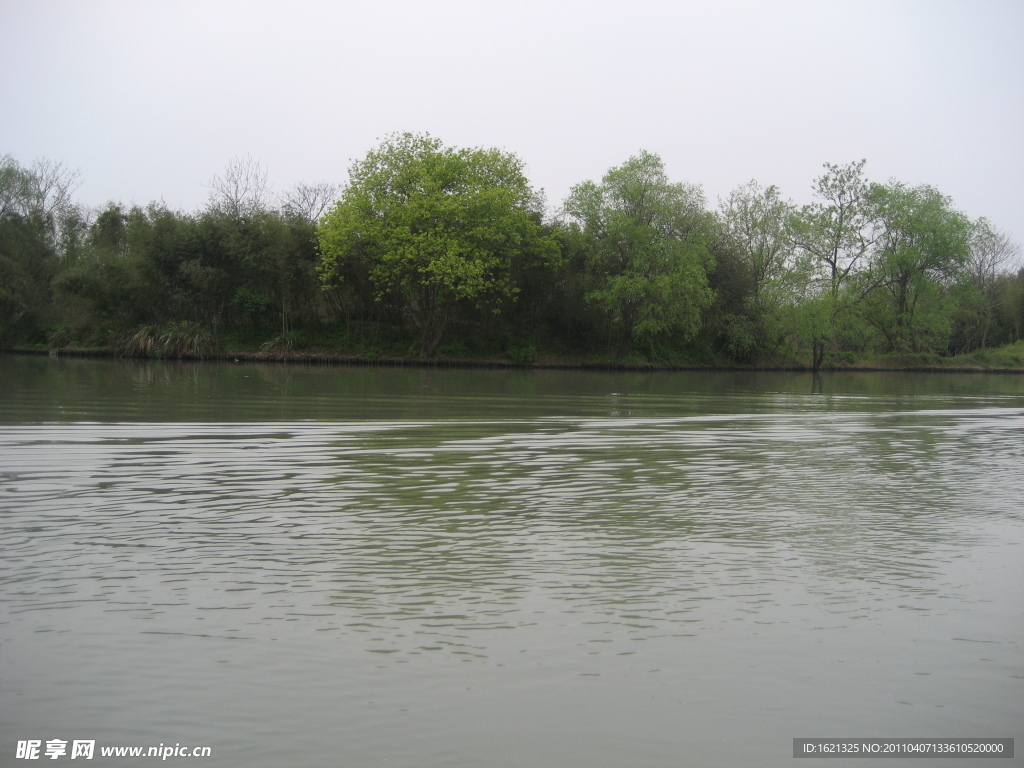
(116, 325, 160, 357)
(45, 327, 72, 351)
(258, 331, 303, 360)
(116, 322, 215, 359)
(159, 321, 214, 359)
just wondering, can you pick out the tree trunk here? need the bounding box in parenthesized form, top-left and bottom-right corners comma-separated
(811, 340, 825, 371)
(419, 317, 447, 359)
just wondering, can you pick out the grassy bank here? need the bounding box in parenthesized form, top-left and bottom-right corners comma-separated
(848, 341, 1024, 371)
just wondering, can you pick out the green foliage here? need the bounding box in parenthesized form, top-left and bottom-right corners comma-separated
(860, 182, 972, 354)
(116, 321, 215, 359)
(506, 343, 537, 364)
(0, 216, 54, 343)
(116, 325, 160, 357)
(950, 220, 1023, 351)
(318, 132, 557, 358)
(159, 321, 215, 358)
(563, 151, 714, 357)
(955, 340, 1024, 368)
(0, 156, 77, 343)
(787, 161, 879, 367)
(793, 160, 874, 296)
(234, 286, 273, 318)
(2, 148, 1020, 369)
(710, 181, 803, 361)
(717, 180, 796, 298)
(90, 204, 129, 258)
(45, 325, 72, 350)
(259, 330, 304, 359)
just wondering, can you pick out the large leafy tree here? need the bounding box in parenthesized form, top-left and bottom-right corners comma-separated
(562, 151, 713, 357)
(861, 182, 972, 353)
(318, 133, 555, 358)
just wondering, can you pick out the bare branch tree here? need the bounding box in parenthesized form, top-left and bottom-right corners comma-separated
(279, 181, 340, 224)
(969, 218, 1022, 347)
(207, 155, 270, 218)
(0, 155, 81, 221)
(29, 157, 82, 220)
(970, 218, 1020, 285)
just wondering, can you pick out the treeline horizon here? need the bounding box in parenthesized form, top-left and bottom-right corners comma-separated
(2, 137, 1023, 369)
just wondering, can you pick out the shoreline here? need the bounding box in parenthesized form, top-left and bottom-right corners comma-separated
(5, 346, 1023, 374)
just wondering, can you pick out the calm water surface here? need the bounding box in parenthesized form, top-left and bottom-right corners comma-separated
(1, 356, 1022, 767)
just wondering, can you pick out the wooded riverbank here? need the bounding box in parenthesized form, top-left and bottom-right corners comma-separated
(4, 142, 1022, 372)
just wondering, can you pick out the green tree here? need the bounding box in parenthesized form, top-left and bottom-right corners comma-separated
(718, 181, 796, 301)
(0, 155, 80, 342)
(861, 182, 972, 353)
(0, 208, 55, 343)
(223, 208, 322, 334)
(791, 160, 875, 368)
(55, 203, 183, 336)
(318, 133, 555, 358)
(714, 180, 800, 359)
(90, 204, 130, 259)
(562, 151, 713, 358)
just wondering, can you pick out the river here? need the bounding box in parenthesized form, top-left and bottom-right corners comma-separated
(1, 356, 1021, 767)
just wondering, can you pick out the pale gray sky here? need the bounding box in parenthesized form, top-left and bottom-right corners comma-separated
(2, 0, 1022, 246)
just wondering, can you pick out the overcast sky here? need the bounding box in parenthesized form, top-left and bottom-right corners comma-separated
(2, 0, 1022, 247)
